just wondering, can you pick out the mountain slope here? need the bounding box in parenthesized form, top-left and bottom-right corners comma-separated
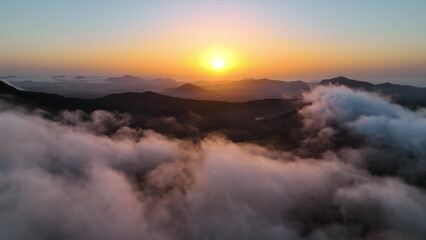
(319, 76, 375, 90)
(0, 80, 303, 147)
(161, 83, 215, 100)
(189, 78, 311, 101)
(10, 75, 182, 98)
(319, 76, 426, 107)
(0, 80, 96, 110)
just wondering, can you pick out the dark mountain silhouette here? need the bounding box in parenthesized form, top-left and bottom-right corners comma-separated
(11, 76, 182, 98)
(181, 78, 311, 101)
(105, 75, 143, 83)
(162, 83, 215, 99)
(0, 80, 95, 110)
(0, 80, 20, 94)
(8, 75, 426, 106)
(319, 76, 426, 107)
(319, 76, 375, 90)
(0, 80, 303, 147)
(97, 91, 299, 120)
(53, 75, 66, 78)
(174, 83, 210, 92)
(234, 78, 310, 97)
(106, 75, 178, 85)
(243, 78, 310, 97)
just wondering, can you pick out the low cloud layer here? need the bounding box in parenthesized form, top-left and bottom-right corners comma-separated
(0, 86, 425, 240)
(302, 86, 426, 157)
(302, 86, 426, 186)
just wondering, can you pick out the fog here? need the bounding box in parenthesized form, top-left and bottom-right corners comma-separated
(0, 86, 425, 240)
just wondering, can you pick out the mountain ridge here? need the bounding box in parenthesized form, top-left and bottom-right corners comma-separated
(0, 80, 303, 147)
(318, 76, 426, 106)
(5, 76, 426, 106)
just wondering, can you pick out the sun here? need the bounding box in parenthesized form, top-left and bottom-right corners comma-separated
(211, 56, 226, 70)
(199, 48, 237, 73)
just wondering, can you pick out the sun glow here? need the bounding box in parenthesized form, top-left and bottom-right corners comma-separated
(211, 56, 226, 70)
(199, 48, 238, 73)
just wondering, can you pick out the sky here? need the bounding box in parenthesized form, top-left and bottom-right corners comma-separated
(1, 0, 426, 85)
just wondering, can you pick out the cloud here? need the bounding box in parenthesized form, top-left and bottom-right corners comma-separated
(0, 86, 426, 240)
(302, 86, 426, 156)
(56, 110, 133, 135)
(301, 86, 426, 187)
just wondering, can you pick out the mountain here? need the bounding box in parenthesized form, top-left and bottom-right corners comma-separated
(12, 77, 311, 101)
(0, 75, 17, 79)
(173, 83, 210, 93)
(237, 78, 310, 98)
(0, 80, 93, 110)
(178, 78, 311, 101)
(162, 83, 215, 99)
(0, 80, 21, 94)
(10, 75, 182, 98)
(105, 75, 178, 86)
(8, 75, 426, 106)
(96, 91, 299, 120)
(105, 75, 143, 83)
(319, 76, 375, 90)
(53, 75, 66, 78)
(1, 80, 298, 119)
(0, 80, 303, 147)
(319, 76, 426, 107)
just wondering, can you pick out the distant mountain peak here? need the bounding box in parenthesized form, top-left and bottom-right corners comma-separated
(323, 76, 357, 82)
(258, 78, 274, 81)
(332, 76, 350, 81)
(168, 83, 211, 94)
(175, 83, 204, 91)
(242, 78, 276, 83)
(319, 76, 375, 89)
(53, 75, 66, 78)
(105, 75, 143, 82)
(160, 83, 213, 100)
